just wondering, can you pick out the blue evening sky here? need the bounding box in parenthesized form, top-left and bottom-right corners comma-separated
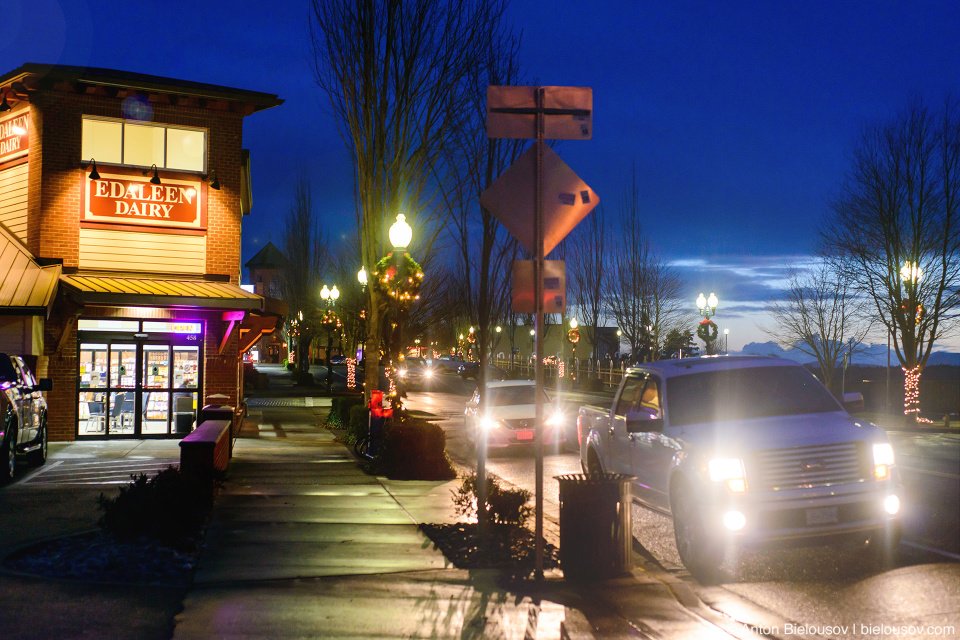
(4, 0, 958, 353)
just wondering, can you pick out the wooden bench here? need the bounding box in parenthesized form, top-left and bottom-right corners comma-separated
(179, 419, 231, 476)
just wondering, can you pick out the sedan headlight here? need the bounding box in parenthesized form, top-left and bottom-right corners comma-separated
(873, 443, 895, 480)
(479, 416, 501, 431)
(708, 457, 746, 493)
(398, 368, 408, 377)
(424, 369, 433, 379)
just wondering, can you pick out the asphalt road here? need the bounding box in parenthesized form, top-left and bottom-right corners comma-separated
(404, 372, 960, 640)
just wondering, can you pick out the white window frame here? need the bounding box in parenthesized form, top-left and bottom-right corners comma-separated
(81, 116, 207, 173)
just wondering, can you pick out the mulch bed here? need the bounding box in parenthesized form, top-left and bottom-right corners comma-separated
(3, 531, 199, 586)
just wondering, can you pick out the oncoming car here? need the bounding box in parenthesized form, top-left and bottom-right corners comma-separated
(397, 357, 433, 390)
(464, 380, 565, 450)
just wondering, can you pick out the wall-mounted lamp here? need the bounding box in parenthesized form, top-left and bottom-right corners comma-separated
(82, 158, 101, 181)
(143, 164, 161, 185)
(204, 169, 221, 190)
(0, 90, 10, 112)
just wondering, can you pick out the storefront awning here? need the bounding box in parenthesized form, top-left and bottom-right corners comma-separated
(60, 274, 267, 311)
(0, 223, 61, 315)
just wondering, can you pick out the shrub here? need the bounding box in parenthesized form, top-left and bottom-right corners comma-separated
(452, 474, 533, 527)
(347, 405, 369, 443)
(291, 369, 315, 385)
(373, 412, 456, 480)
(329, 395, 365, 429)
(97, 465, 218, 549)
(286, 362, 295, 371)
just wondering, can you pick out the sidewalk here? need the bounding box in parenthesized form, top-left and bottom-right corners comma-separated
(170, 397, 747, 639)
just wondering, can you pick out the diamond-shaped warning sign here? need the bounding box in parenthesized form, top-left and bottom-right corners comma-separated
(479, 145, 598, 256)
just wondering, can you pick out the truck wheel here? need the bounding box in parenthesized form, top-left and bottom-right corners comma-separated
(28, 420, 47, 466)
(1, 425, 15, 483)
(584, 450, 603, 475)
(671, 483, 722, 582)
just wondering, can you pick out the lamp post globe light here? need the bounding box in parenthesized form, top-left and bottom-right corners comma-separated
(320, 283, 340, 393)
(696, 292, 720, 355)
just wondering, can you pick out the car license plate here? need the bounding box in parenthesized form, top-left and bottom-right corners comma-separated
(516, 430, 534, 441)
(805, 506, 838, 525)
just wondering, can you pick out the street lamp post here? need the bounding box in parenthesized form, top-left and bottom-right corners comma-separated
(357, 268, 367, 368)
(320, 284, 340, 393)
(696, 292, 720, 355)
(388, 213, 413, 396)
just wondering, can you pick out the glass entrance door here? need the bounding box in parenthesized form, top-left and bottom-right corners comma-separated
(108, 343, 137, 435)
(141, 344, 171, 435)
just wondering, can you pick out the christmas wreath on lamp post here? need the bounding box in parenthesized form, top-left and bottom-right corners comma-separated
(697, 318, 718, 343)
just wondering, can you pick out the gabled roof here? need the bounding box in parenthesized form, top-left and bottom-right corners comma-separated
(0, 223, 60, 315)
(244, 242, 285, 269)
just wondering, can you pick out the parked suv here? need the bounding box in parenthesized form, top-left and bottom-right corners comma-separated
(0, 354, 52, 482)
(578, 356, 902, 578)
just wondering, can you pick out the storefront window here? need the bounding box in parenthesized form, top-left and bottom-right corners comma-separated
(76, 321, 203, 438)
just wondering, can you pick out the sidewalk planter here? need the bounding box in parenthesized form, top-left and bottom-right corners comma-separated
(555, 473, 634, 580)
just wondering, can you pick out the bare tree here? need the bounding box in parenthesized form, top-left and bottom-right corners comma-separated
(606, 169, 685, 361)
(280, 176, 326, 373)
(435, 13, 524, 386)
(821, 96, 960, 421)
(309, 0, 501, 397)
(568, 204, 607, 361)
(761, 260, 872, 392)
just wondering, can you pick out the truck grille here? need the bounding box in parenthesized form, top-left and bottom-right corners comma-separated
(748, 442, 869, 491)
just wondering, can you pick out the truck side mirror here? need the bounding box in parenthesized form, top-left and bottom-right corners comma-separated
(841, 392, 863, 412)
(36, 378, 53, 392)
(626, 410, 663, 434)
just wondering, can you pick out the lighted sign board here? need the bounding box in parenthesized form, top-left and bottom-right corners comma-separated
(83, 170, 204, 231)
(0, 110, 29, 164)
(143, 321, 202, 334)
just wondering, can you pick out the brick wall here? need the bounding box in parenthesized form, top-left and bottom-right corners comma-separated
(26, 86, 252, 441)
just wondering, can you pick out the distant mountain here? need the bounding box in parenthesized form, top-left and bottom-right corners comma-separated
(735, 341, 960, 367)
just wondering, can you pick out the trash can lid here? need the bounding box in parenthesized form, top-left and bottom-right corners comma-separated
(555, 473, 635, 483)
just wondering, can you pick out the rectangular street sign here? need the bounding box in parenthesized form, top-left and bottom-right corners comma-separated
(512, 260, 566, 314)
(487, 86, 592, 140)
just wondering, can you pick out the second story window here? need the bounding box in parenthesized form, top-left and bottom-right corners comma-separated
(81, 117, 206, 173)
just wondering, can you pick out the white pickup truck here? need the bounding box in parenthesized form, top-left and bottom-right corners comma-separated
(577, 356, 902, 578)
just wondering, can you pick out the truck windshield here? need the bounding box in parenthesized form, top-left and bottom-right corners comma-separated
(666, 366, 840, 426)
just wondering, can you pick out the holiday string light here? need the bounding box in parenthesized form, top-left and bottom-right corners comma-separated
(902, 366, 933, 423)
(559, 361, 565, 378)
(346, 358, 356, 387)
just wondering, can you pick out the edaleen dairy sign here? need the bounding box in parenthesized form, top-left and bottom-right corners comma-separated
(84, 171, 204, 230)
(0, 111, 29, 164)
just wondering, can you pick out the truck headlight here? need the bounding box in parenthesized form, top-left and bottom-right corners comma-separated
(424, 369, 433, 379)
(546, 411, 563, 427)
(708, 457, 746, 493)
(873, 443, 895, 480)
(398, 368, 408, 377)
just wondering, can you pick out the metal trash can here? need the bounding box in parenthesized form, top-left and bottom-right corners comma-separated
(174, 395, 195, 434)
(555, 473, 635, 580)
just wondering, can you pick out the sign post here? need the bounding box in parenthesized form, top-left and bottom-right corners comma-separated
(484, 85, 595, 578)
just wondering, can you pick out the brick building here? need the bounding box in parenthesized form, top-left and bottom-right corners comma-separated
(0, 63, 286, 441)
